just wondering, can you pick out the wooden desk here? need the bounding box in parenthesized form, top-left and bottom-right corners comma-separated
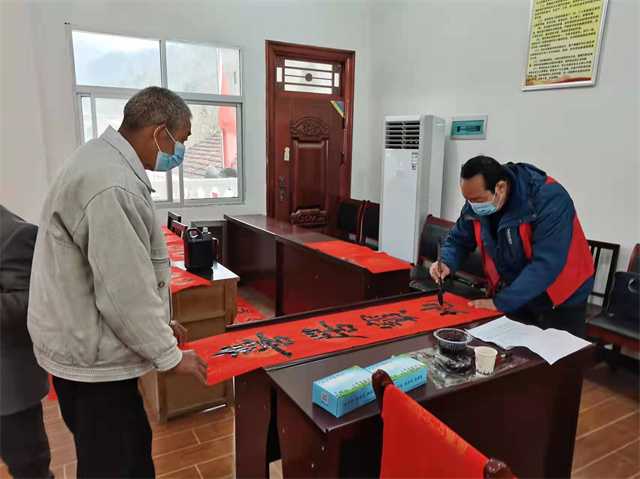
(141, 262, 238, 422)
(224, 214, 411, 316)
(233, 294, 594, 479)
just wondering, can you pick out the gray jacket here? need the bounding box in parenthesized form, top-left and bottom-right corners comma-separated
(28, 126, 182, 382)
(0, 206, 49, 415)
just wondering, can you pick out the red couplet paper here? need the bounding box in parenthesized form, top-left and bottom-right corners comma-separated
(185, 293, 498, 385)
(380, 385, 488, 478)
(234, 295, 266, 324)
(170, 267, 211, 293)
(305, 240, 412, 273)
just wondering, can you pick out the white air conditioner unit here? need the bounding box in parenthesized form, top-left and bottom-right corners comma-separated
(379, 115, 445, 263)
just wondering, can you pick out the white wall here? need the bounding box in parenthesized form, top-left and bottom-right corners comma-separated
(0, 1, 50, 223)
(370, 0, 639, 267)
(2, 0, 638, 266)
(22, 0, 374, 223)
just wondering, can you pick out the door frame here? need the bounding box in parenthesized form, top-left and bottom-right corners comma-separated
(265, 40, 356, 218)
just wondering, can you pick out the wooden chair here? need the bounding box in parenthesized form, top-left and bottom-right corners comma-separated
(628, 244, 640, 274)
(336, 198, 365, 244)
(410, 215, 487, 299)
(167, 211, 182, 230)
(587, 268, 640, 370)
(373, 370, 514, 479)
(360, 200, 380, 249)
(586, 239, 620, 318)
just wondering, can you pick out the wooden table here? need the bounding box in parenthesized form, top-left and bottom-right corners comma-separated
(233, 294, 594, 479)
(224, 214, 411, 316)
(140, 262, 238, 422)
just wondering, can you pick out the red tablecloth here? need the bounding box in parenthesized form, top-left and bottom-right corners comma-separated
(305, 240, 412, 273)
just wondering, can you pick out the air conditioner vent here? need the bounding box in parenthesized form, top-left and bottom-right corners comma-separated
(385, 120, 420, 149)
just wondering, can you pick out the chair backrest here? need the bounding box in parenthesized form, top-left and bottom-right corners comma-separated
(167, 211, 182, 230)
(628, 244, 640, 273)
(336, 199, 365, 243)
(361, 201, 380, 248)
(372, 370, 513, 479)
(418, 215, 486, 284)
(587, 240, 620, 308)
(606, 271, 640, 323)
(169, 220, 188, 238)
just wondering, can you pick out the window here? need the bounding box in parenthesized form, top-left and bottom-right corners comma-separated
(71, 29, 243, 205)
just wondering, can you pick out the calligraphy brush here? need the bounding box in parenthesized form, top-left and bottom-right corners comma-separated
(437, 240, 444, 307)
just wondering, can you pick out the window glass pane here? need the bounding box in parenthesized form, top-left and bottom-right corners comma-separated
(284, 59, 333, 71)
(95, 98, 126, 136)
(72, 31, 161, 88)
(183, 103, 239, 200)
(166, 42, 240, 96)
(81, 96, 94, 142)
(166, 42, 218, 94)
(148, 171, 168, 202)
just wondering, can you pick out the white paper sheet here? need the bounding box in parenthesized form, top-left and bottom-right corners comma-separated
(467, 317, 591, 364)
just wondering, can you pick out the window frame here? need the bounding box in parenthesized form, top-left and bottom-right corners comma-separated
(68, 25, 245, 207)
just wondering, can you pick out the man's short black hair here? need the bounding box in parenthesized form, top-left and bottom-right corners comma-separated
(460, 156, 509, 192)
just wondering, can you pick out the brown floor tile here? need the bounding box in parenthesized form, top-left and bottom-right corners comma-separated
(193, 418, 234, 443)
(158, 465, 202, 479)
(64, 462, 77, 479)
(580, 385, 615, 412)
(577, 395, 639, 437)
(196, 454, 233, 478)
(618, 440, 640, 469)
(151, 406, 233, 438)
(43, 405, 62, 423)
(269, 460, 283, 479)
(584, 366, 640, 401)
(573, 412, 640, 470)
(573, 451, 639, 479)
(51, 465, 65, 479)
(153, 430, 199, 457)
(50, 443, 77, 469)
(46, 418, 74, 452)
(154, 436, 233, 476)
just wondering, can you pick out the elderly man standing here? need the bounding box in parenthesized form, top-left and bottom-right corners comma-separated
(28, 87, 208, 478)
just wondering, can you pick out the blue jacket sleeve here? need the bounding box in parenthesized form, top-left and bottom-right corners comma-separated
(493, 186, 574, 313)
(440, 213, 477, 272)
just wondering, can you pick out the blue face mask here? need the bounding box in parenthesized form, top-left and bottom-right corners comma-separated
(154, 127, 185, 171)
(469, 194, 498, 216)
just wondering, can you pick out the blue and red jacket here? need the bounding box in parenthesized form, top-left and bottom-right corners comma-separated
(441, 163, 594, 314)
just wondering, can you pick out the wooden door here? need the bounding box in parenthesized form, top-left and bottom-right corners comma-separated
(266, 41, 355, 232)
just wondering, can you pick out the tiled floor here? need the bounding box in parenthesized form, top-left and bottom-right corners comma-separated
(0, 362, 637, 479)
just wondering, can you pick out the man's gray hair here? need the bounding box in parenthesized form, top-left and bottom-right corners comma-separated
(122, 86, 191, 132)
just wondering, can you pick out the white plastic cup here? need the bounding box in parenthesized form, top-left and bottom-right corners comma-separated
(474, 346, 498, 375)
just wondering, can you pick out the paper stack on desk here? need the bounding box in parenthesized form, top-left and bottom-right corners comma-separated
(467, 317, 591, 365)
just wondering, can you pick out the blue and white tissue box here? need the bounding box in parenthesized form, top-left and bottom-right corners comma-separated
(365, 356, 427, 393)
(312, 366, 375, 417)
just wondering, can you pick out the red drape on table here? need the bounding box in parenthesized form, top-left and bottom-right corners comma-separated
(305, 240, 412, 273)
(184, 293, 498, 385)
(380, 384, 487, 478)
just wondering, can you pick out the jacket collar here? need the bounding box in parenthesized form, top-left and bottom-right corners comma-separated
(100, 126, 154, 193)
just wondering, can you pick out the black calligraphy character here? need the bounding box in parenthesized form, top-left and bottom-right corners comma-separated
(302, 321, 367, 340)
(360, 309, 417, 329)
(213, 332, 294, 358)
(421, 300, 467, 316)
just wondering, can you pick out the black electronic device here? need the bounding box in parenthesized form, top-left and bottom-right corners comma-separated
(183, 227, 218, 272)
